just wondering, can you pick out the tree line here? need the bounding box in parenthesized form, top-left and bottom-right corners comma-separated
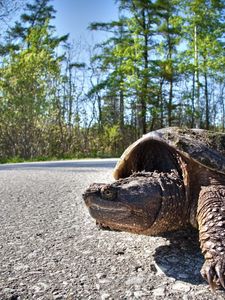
(0, 0, 224, 162)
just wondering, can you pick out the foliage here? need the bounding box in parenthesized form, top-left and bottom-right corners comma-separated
(0, 0, 225, 162)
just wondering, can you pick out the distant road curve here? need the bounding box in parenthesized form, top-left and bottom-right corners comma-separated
(0, 158, 118, 170)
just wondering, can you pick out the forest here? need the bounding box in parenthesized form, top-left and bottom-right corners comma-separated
(0, 0, 224, 162)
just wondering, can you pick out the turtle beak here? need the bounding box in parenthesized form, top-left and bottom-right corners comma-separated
(82, 192, 91, 206)
(82, 183, 103, 207)
(83, 183, 118, 204)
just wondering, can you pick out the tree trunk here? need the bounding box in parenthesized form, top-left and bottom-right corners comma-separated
(203, 55, 209, 130)
(191, 72, 195, 128)
(204, 71, 209, 130)
(68, 65, 73, 128)
(159, 79, 164, 128)
(220, 82, 225, 132)
(166, 16, 174, 127)
(168, 78, 173, 126)
(141, 8, 148, 135)
(97, 94, 102, 131)
(119, 88, 124, 130)
(194, 25, 200, 128)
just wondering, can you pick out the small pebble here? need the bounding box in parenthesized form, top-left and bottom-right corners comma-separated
(134, 290, 144, 298)
(101, 293, 110, 300)
(125, 276, 144, 285)
(172, 281, 191, 292)
(152, 286, 165, 297)
(96, 273, 106, 279)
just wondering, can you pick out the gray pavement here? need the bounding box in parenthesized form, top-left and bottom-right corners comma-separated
(0, 160, 224, 299)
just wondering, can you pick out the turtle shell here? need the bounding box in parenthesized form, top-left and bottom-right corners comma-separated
(113, 127, 225, 179)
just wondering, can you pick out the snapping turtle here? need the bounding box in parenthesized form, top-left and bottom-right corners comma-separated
(83, 127, 225, 290)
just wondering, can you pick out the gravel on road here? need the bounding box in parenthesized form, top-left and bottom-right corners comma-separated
(0, 160, 224, 300)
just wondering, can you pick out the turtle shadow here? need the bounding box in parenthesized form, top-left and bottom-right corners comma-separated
(153, 228, 205, 285)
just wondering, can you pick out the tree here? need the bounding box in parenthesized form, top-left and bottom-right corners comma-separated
(117, 0, 160, 134)
(5, 0, 68, 52)
(0, 0, 69, 160)
(88, 18, 129, 133)
(154, 0, 182, 127)
(0, 22, 61, 158)
(181, 0, 225, 129)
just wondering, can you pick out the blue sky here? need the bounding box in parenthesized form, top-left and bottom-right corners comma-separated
(52, 0, 119, 43)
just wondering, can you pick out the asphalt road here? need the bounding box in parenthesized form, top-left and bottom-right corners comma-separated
(0, 159, 224, 300)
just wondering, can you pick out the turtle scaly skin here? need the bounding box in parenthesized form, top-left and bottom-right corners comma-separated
(84, 171, 188, 235)
(198, 185, 225, 289)
(83, 127, 225, 290)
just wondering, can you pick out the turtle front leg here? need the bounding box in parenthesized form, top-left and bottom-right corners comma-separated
(197, 185, 225, 290)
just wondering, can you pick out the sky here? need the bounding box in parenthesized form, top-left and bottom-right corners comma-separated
(52, 0, 119, 44)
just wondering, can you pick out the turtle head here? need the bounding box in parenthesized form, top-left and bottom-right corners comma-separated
(83, 174, 161, 233)
(83, 171, 187, 235)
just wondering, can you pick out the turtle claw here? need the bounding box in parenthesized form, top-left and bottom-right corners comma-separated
(201, 258, 225, 291)
(215, 261, 225, 289)
(201, 262, 216, 291)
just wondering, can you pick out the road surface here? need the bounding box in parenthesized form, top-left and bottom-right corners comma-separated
(0, 159, 224, 299)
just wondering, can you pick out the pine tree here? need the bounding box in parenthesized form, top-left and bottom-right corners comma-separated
(154, 0, 182, 127)
(6, 0, 68, 51)
(118, 0, 160, 135)
(89, 18, 129, 131)
(181, 0, 225, 129)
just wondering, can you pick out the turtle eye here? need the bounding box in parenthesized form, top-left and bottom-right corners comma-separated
(100, 186, 117, 200)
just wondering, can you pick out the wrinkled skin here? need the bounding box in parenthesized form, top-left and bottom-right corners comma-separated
(197, 185, 225, 290)
(83, 171, 188, 235)
(83, 128, 225, 291)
